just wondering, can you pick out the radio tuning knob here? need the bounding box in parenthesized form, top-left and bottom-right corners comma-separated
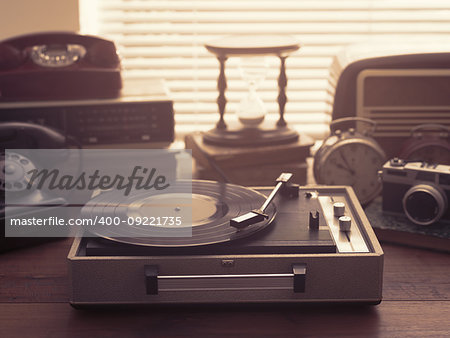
(333, 202, 345, 217)
(339, 216, 352, 232)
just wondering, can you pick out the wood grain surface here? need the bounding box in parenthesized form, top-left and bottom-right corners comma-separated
(0, 239, 449, 337)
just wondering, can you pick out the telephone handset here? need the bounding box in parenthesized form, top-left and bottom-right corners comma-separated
(0, 32, 122, 100)
(0, 121, 67, 149)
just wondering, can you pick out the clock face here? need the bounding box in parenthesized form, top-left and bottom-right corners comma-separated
(318, 141, 385, 204)
(405, 144, 450, 165)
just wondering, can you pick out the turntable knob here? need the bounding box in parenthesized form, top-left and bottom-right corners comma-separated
(338, 216, 351, 232)
(309, 211, 320, 231)
(333, 202, 345, 217)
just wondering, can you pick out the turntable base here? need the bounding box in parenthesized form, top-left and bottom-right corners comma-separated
(68, 185, 383, 305)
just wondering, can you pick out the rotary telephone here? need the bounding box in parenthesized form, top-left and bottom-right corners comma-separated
(0, 32, 122, 100)
(0, 122, 70, 252)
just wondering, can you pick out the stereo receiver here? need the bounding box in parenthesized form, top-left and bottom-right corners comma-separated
(0, 79, 174, 146)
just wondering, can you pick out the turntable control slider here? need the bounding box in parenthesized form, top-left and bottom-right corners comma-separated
(309, 211, 320, 231)
(230, 173, 293, 229)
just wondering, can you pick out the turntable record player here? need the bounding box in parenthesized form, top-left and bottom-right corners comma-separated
(68, 175, 383, 306)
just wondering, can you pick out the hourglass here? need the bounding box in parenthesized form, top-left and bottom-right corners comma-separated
(203, 35, 300, 147)
(235, 56, 268, 126)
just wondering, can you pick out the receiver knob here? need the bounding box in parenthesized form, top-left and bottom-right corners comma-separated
(333, 202, 345, 217)
(338, 216, 351, 231)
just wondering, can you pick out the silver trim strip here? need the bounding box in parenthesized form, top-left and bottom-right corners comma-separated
(157, 273, 296, 292)
(159, 273, 293, 279)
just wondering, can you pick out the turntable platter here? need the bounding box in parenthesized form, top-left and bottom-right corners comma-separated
(81, 180, 276, 247)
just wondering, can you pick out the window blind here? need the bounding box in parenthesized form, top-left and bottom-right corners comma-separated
(81, 0, 450, 140)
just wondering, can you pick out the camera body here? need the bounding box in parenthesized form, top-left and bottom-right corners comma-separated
(380, 158, 450, 225)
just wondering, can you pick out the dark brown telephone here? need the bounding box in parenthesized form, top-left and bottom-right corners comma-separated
(0, 122, 71, 252)
(0, 31, 122, 100)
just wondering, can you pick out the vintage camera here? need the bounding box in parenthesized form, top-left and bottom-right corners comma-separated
(379, 158, 450, 225)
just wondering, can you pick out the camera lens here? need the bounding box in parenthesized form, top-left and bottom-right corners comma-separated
(402, 184, 447, 226)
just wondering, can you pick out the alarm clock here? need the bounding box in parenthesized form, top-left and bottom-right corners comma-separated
(398, 124, 450, 165)
(313, 117, 386, 205)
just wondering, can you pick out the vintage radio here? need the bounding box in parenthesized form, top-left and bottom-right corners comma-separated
(329, 41, 450, 158)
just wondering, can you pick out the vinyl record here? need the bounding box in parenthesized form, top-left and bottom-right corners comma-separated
(81, 180, 276, 247)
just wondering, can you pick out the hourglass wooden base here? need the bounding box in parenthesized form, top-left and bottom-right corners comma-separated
(203, 121, 299, 147)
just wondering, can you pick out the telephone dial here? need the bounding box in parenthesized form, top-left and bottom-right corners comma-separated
(0, 32, 122, 100)
(0, 122, 75, 252)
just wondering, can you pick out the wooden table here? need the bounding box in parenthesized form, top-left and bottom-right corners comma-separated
(0, 238, 449, 337)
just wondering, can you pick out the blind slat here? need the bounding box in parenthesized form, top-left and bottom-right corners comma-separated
(100, 1, 450, 11)
(174, 102, 332, 116)
(109, 34, 376, 46)
(101, 10, 450, 23)
(121, 46, 342, 57)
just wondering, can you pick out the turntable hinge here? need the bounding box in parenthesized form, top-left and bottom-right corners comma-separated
(292, 264, 307, 293)
(145, 265, 159, 295)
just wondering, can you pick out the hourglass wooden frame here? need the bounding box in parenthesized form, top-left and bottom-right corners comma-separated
(203, 35, 301, 146)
